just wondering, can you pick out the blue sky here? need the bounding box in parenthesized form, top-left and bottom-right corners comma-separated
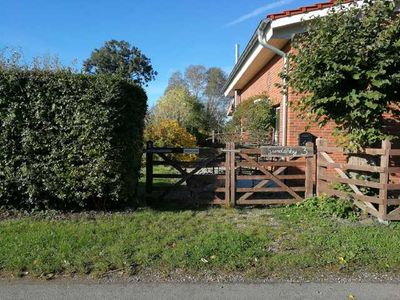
(0, 0, 318, 106)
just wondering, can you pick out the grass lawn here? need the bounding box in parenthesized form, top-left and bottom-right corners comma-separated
(1, 202, 400, 280)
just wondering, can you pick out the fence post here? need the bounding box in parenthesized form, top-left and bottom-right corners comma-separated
(224, 142, 231, 208)
(379, 139, 391, 220)
(230, 142, 236, 208)
(316, 138, 327, 196)
(305, 142, 314, 199)
(146, 141, 154, 195)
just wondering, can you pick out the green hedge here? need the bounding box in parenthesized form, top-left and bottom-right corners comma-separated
(0, 70, 147, 209)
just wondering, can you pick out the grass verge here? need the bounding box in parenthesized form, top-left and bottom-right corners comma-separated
(1, 203, 400, 280)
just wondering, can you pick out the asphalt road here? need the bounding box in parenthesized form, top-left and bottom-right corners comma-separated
(1, 281, 400, 300)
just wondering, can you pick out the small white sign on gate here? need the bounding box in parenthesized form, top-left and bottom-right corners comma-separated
(260, 146, 313, 157)
(183, 148, 200, 154)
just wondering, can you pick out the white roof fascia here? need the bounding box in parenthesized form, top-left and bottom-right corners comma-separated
(223, 0, 378, 97)
(223, 43, 264, 97)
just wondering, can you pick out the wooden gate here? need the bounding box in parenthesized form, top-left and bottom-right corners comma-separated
(145, 141, 314, 207)
(231, 142, 314, 206)
(145, 141, 228, 206)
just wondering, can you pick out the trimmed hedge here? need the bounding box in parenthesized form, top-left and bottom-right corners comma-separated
(0, 69, 147, 209)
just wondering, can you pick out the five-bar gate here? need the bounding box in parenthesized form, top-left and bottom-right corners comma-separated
(145, 141, 314, 207)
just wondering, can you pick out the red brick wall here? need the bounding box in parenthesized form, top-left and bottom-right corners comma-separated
(239, 50, 284, 107)
(237, 41, 400, 155)
(238, 43, 340, 148)
(234, 42, 400, 185)
(286, 94, 339, 146)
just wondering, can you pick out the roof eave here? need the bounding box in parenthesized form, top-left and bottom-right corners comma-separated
(223, 0, 371, 97)
(222, 19, 271, 96)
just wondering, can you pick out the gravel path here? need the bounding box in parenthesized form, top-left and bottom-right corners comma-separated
(1, 280, 400, 300)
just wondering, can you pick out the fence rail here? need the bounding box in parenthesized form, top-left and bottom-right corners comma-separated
(146, 138, 400, 221)
(145, 141, 314, 207)
(316, 138, 400, 221)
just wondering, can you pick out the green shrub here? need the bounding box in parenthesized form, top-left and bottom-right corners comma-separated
(0, 69, 147, 209)
(225, 94, 275, 145)
(288, 0, 400, 150)
(298, 195, 357, 219)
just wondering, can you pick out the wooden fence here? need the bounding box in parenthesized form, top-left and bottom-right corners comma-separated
(232, 142, 314, 206)
(145, 141, 227, 205)
(316, 138, 400, 221)
(145, 141, 314, 207)
(146, 138, 400, 221)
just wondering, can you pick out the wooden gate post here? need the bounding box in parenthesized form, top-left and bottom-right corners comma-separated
(305, 142, 314, 199)
(146, 141, 154, 195)
(316, 138, 327, 197)
(230, 142, 236, 207)
(224, 142, 231, 208)
(379, 139, 391, 220)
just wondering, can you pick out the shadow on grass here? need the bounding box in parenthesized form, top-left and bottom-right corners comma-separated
(136, 181, 295, 213)
(144, 198, 212, 212)
(137, 182, 219, 212)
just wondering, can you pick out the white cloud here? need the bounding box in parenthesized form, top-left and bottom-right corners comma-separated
(225, 0, 295, 27)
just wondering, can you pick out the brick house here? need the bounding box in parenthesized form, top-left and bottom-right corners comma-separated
(223, 0, 398, 148)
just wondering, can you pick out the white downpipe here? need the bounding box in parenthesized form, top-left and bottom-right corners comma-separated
(234, 90, 239, 108)
(257, 20, 289, 146)
(282, 55, 288, 147)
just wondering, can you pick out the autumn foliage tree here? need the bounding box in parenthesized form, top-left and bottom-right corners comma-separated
(164, 65, 229, 133)
(144, 119, 197, 152)
(150, 87, 205, 131)
(288, 0, 400, 149)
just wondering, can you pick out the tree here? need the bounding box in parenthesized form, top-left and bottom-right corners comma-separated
(288, 0, 400, 149)
(144, 119, 197, 160)
(184, 65, 207, 98)
(83, 40, 157, 86)
(226, 95, 275, 145)
(165, 71, 187, 92)
(150, 87, 205, 131)
(144, 119, 196, 149)
(204, 67, 229, 131)
(163, 65, 228, 133)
